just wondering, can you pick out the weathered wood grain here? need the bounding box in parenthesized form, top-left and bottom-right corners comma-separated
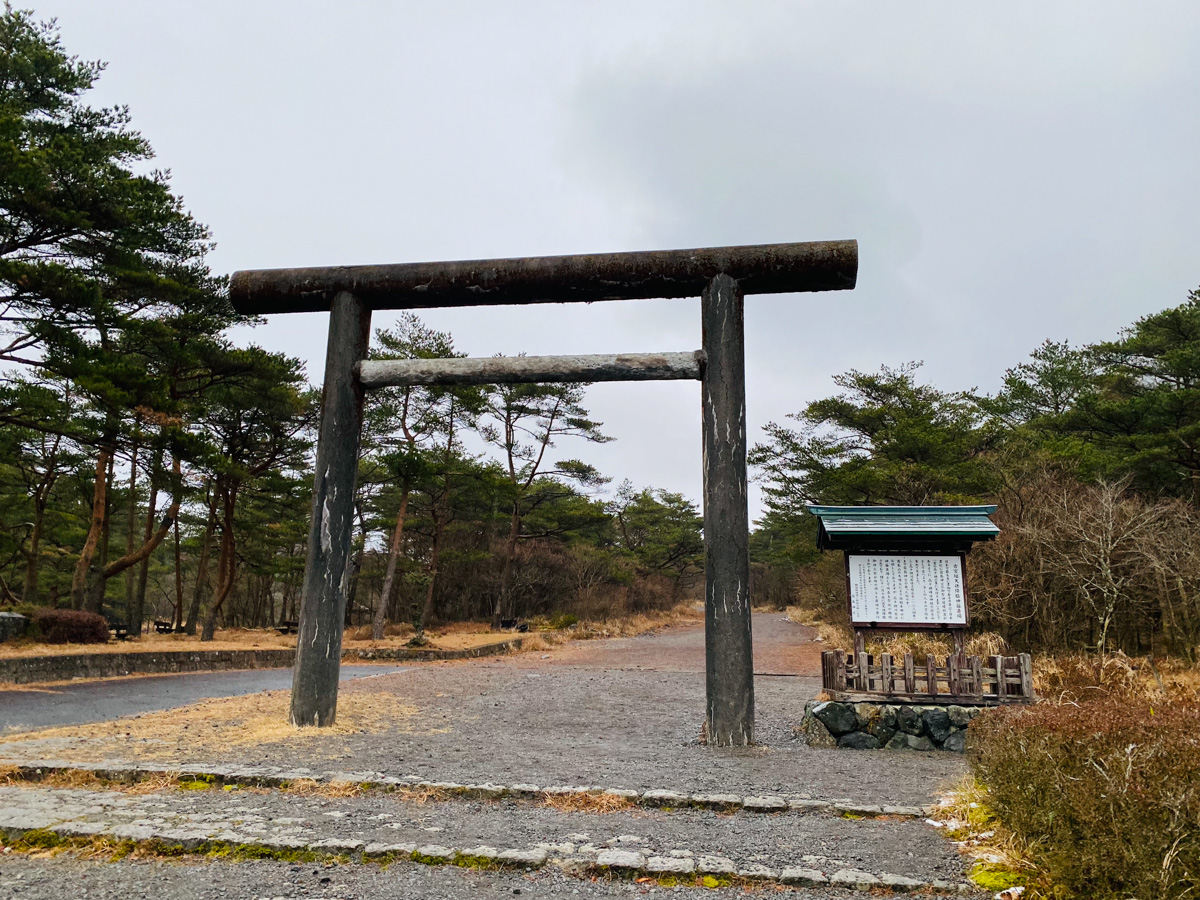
(230, 240, 858, 315)
(701, 274, 754, 747)
(289, 292, 371, 727)
(358, 351, 704, 388)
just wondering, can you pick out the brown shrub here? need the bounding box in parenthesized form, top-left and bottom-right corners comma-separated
(1034, 652, 1200, 705)
(969, 698, 1200, 898)
(30, 608, 109, 644)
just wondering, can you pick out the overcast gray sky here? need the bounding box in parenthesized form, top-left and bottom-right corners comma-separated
(33, 1, 1200, 519)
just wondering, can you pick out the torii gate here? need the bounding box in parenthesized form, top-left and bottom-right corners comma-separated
(230, 240, 857, 746)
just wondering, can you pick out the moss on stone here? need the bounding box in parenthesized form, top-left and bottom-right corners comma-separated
(452, 853, 499, 870)
(411, 850, 453, 865)
(108, 839, 137, 861)
(15, 828, 64, 850)
(970, 863, 1025, 891)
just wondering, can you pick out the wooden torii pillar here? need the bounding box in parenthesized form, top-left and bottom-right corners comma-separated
(230, 240, 857, 746)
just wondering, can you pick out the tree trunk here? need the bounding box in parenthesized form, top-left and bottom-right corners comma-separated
(421, 506, 448, 634)
(22, 492, 50, 606)
(185, 485, 219, 635)
(21, 506, 44, 605)
(94, 456, 181, 618)
(100, 451, 114, 576)
(72, 445, 113, 611)
(22, 436, 61, 605)
(123, 436, 140, 624)
(172, 515, 184, 630)
(373, 483, 411, 640)
(200, 484, 238, 642)
(344, 510, 368, 628)
(130, 448, 162, 635)
(493, 502, 521, 629)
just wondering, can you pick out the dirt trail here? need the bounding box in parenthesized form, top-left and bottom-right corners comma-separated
(530, 610, 822, 675)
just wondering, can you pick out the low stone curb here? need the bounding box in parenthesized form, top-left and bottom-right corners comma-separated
(0, 639, 525, 686)
(0, 820, 974, 894)
(1, 759, 932, 819)
(342, 638, 524, 663)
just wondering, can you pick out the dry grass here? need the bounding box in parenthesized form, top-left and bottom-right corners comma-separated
(540, 791, 635, 814)
(515, 632, 565, 653)
(0, 764, 184, 795)
(0, 688, 434, 763)
(785, 605, 1010, 660)
(392, 784, 451, 805)
(1, 623, 524, 662)
(0, 627, 297, 659)
(1034, 651, 1200, 703)
(2, 607, 702, 668)
(573, 604, 703, 639)
(284, 777, 366, 798)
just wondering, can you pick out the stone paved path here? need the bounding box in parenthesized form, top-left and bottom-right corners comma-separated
(0, 853, 979, 900)
(0, 784, 968, 886)
(0, 613, 984, 897)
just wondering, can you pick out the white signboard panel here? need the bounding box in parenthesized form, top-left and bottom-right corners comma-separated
(847, 554, 967, 626)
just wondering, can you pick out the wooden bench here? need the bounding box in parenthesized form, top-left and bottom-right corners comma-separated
(153, 620, 175, 634)
(276, 620, 299, 635)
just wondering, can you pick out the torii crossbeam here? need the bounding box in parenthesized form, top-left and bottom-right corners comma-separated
(230, 240, 858, 746)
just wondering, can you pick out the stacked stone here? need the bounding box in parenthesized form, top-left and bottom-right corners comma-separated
(800, 699, 983, 752)
(0, 612, 28, 643)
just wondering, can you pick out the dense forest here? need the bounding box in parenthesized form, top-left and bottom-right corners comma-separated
(2, 9, 1199, 661)
(0, 9, 704, 639)
(750, 312, 1200, 660)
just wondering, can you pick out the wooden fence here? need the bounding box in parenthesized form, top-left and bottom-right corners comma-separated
(821, 649, 1035, 705)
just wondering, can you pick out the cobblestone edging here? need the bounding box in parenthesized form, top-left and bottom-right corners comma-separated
(0, 639, 524, 686)
(0, 759, 933, 819)
(0, 802, 971, 894)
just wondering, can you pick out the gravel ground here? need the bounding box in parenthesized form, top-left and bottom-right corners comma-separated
(0, 616, 968, 807)
(0, 854, 989, 900)
(0, 785, 967, 883)
(0, 614, 985, 897)
(0, 667, 408, 734)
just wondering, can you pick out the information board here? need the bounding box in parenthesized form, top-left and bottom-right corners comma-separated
(846, 554, 968, 627)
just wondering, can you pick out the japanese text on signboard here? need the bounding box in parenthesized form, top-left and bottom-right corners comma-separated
(847, 554, 967, 626)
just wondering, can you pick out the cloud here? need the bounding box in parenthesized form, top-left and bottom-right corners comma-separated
(36, 0, 1200, 518)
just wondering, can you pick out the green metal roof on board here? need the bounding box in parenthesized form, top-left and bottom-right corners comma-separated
(806, 505, 999, 537)
(811, 504, 998, 532)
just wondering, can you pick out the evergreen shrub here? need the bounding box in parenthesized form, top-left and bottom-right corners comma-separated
(29, 608, 109, 644)
(970, 699, 1200, 898)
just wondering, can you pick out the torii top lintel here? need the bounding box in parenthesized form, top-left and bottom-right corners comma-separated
(229, 239, 858, 315)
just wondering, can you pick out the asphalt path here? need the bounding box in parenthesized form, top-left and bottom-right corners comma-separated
(0, 664, 407, 734)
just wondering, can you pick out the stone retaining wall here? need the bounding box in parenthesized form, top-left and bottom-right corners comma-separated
(0, 648, 297, 686)
(346, 639, 523, 663)
(799, 699, 985, 752)
(0, 612, 28, 642)
(0, 638, 523, 686)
